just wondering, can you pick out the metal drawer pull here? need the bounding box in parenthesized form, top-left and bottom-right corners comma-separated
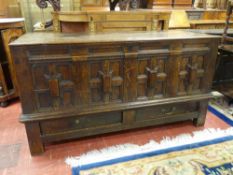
(161, 107, 176, 115)
(75, 119, 80, 124)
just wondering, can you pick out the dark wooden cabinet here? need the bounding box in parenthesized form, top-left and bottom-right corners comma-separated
(0, 18, 24, 106)
(213, 50, 233, 98)
(10, 31, 220, 155)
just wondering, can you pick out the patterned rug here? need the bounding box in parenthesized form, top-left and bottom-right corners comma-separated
(208, 98, 233, 126)
(66, 128, 233, 175)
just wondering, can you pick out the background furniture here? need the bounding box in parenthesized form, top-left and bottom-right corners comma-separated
(0, 0, 22, 18)
(10, 31, 219, 155)
(168, 10, 233, 29)
(194, 0, 227, 9)
(213, 0, 233, 99)
(148, 0, 173, 9)
(20, 0, 72, 32)
(0, 18, 24, 107)
(190, 20, 233, 29)
(148, 0, 193, 9)
(213, 50, 233, 98)
(76, 0, 149, 11)
(18, 0, 229, 32)
(189, 10, 233, 29)
(52, 10, 171, 33)
(79, 0, 109, 11)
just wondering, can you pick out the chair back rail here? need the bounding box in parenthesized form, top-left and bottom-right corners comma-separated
(222, 0, 233, 46)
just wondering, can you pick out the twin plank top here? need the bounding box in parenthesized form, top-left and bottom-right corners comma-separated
(10, 30, 220, 46)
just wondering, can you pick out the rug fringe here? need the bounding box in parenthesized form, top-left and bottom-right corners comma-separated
(66, 127, 233, 167)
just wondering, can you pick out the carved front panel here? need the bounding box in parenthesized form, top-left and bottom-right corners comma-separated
(89, 59, 123, 104)
(178, 55, 205, 95)
(27, 41, 211, 112)
(137, 57, 167, 100)
(31, 62, 75, 111)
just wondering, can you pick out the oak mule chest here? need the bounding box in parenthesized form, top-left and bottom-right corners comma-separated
(10, 31, 220, 155)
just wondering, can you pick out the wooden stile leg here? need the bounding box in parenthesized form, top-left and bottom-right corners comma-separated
(193, 101, 208, 127)
(25, 122, 44, 155)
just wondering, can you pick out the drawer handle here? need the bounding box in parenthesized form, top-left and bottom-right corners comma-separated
(161, 107, 176, 115)
(75, 119, 80, 124)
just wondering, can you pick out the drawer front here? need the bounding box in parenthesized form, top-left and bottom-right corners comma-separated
(38, 101, 203, 144)
(40, 111, 122, 135)
(135, 102, 198, 122)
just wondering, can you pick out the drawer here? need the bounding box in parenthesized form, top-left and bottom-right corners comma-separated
(40, 112, 122, 135)
(135, 102, 198, 122)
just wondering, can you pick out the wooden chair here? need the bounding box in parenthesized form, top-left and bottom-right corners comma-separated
(213, 0, 233, 100)
(220, 0, 233, 51)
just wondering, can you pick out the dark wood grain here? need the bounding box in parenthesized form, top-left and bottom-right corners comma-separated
(25, 122, 44, 155)
(212, 1, 233, 99)
(10, 31, 220, 155)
